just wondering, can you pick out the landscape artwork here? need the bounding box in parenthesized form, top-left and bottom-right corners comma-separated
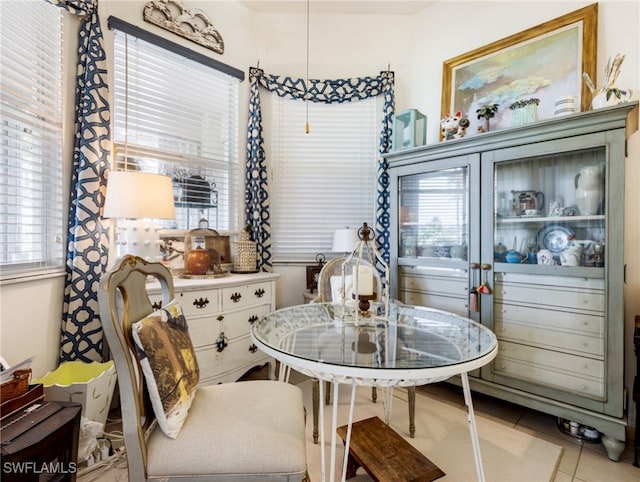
(449, 23, 581, 134)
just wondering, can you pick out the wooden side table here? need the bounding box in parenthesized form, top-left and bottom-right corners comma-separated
(1, 401, 81, 481)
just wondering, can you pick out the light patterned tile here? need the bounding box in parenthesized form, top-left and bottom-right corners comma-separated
(574, 447, 639, 482)
(552, 469, 574, 481)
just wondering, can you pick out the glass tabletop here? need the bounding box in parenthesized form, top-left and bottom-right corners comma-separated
(252, 302, 497, 382)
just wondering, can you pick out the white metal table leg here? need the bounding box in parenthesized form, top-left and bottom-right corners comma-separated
(461, 372, 486, 482)
(340, 383, 357, 482)
(319, 379, 326, 482)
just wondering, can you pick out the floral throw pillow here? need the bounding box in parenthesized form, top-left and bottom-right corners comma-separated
(131, 299, 199, 439)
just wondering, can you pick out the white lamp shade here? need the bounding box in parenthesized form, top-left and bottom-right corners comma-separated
(332, 228, 359, 253)
(103, 171, 176, 219)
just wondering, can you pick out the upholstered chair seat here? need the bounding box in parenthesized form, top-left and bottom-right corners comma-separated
(146, 380, 307, 480)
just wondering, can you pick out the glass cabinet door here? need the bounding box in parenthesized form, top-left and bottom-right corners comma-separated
(398, 166, 470, 261)
(492, 146, 606, 270)
(392, 156, 480, 319)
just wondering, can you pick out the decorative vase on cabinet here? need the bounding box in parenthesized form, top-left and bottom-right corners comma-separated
(388, 102, 638, 461)
(575, 164, 604, 215)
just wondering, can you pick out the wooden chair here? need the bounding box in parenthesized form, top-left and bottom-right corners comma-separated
(310, 256, 416, 443)
(98, 255, 308, 481)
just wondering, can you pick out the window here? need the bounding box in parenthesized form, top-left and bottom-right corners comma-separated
(270, 97, 378, 261)
(0, 1, 64, 279)
(112, 28, 240, 232)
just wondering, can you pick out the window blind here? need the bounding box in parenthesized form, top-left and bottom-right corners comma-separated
(112, 30, 240, 231)
(270, 97, 378, 261)
(0, 1, 64, 279)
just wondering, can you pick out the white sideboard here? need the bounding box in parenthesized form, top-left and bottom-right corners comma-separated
(147, 272, 278, 385)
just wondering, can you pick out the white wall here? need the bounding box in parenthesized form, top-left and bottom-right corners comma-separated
(0, 2, 638, 427)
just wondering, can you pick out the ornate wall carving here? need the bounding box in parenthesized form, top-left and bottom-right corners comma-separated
(143, 0, 224, 54)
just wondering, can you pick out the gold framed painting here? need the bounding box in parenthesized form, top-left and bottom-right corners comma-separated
(441, 3, 597, 135)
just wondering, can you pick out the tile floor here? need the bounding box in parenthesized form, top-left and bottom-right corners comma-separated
(413, 381, 639, 482)
(85, 366, 639, 482)
(248, 365, 639, 482)
(250, 365, 638, 482)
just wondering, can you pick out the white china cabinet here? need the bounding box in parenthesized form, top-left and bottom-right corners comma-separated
(388, 102, 638, 460)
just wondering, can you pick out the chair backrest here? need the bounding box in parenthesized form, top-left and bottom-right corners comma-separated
(98, 255, 175, 481)
(317, 256, 383, 303)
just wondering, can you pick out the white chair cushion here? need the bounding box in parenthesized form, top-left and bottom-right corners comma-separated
(146, 380, 307, 479)
(329, 274, 353, 303)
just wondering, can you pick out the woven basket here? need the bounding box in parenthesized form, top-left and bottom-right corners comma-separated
(0, 368, 31, 401)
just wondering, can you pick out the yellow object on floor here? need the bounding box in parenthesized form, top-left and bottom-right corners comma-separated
(33, 360, 116, 427)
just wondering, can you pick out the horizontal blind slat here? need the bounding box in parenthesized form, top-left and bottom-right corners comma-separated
(271, 96, 378, 260)
(112, 29, 239, 232)
(0, 1, 65, 278)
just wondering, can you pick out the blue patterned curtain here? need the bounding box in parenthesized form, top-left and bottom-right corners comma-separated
(245, 68, 394, 271)
(48, 0, 111, 362)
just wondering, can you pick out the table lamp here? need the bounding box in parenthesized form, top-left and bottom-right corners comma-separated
(103, 171, 176, 261)
(332, 227, 359, 254)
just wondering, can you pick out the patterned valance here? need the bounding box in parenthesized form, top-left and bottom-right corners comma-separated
(245, 68, 394, 271)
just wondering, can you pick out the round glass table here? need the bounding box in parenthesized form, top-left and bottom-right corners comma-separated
(252, 302, 498, 482)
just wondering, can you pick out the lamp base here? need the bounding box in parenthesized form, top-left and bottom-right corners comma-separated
(115, 219, 162, 261)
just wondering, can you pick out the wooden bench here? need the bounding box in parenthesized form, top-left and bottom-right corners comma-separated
(337, 416, 445, 482)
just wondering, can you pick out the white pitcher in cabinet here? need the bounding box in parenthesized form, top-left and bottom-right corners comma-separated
(575, 165, 604, 215)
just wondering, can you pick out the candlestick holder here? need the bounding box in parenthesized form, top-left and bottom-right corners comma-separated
(340, 222, 390, 327)
(353, 293, 376, 316)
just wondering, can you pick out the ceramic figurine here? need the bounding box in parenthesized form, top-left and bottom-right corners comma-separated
(440, 112, 470, 141)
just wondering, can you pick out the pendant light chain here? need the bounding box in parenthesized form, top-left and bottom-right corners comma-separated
(305, 0, 310, 134)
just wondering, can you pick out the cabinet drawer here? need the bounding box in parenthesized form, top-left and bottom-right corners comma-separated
(221, 282, 272, 310)
(494, 341, 604, 399)
(496, 273, 605, 291)
(400, 274, 467, 297)
(400, 291, 468, 317)
(494, 302, 604, 336)
(494, 316, 603, 357)
(495, 282, 604, 313)
(175, 289, 220, 317)
(195, 336, 266, 382)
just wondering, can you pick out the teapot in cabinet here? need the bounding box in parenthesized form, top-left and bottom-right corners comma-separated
(511, 190, 544, 216)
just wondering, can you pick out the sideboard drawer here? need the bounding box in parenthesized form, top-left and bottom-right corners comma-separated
(176, 289, 220, 317)
(221, 282, 272, 310)
(195, 335, 266, 384)
(220, 304, 272, 340)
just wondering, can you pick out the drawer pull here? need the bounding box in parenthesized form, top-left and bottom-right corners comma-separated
(217, 315, 224, 322)
(216, 332, 229, 352)
(230, 292, 242, 303)
(193, 297, 210, 309)
(151, 301, 162, 310)
(249, 344, 258, 353)
(254, 288, 266, 298)
(248, 315, 259, 324)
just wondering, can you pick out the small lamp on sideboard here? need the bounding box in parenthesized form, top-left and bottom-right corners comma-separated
(103, 171, 176, 261)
